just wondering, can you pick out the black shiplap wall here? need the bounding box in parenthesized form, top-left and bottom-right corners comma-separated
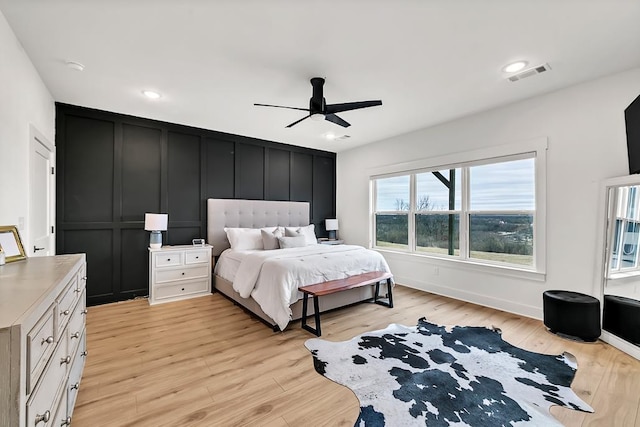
(55, 103, 336, 306)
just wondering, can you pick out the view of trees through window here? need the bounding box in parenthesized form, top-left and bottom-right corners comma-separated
(374, 157, 536, 268)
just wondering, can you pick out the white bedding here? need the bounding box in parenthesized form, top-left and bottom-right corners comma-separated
(215, 245, 392, 330)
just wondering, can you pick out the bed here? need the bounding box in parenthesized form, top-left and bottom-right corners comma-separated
(207, 199, 393, 331)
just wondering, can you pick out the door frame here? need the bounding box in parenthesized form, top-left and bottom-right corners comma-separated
(29, 124, 56, 256)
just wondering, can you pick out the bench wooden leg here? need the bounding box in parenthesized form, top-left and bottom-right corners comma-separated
(301, 293, 321, 336)
(374, 278, 394, 308)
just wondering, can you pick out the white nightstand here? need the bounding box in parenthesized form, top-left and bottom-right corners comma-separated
(148, 245, 212, 305)
(318, 239, 344, 245)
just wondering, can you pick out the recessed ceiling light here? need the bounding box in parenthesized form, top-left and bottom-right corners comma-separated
(324, 132, 337, 140)
(142, 90, 161, 100)
(65, 61, 85, 72)
(503, 61, 528, 73)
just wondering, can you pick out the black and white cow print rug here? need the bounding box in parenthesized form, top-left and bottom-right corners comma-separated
(305, 318, 593, 426)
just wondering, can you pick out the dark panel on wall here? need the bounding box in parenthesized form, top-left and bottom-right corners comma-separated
(168, 227, 202, 245)
(266, 148, 290, 201)
(290, 152, 313, 203)
(121, 124, 162, 221)
(120, 229, 149, 297)
(64, 116, 114, 222)
(56, 103, 336, 306)
(168, 132, 201, 222)
(205, 138, 235, 199)
(64, 229, 113, 304)
(236, 144, 264, 200)
(313, 155, 336, 226)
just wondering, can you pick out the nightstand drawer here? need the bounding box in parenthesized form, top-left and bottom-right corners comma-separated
(185, 250, 209, 264)
(156, 265, 209, 283)
(155, 252, 183, 267)
(154, 279, 209, 300)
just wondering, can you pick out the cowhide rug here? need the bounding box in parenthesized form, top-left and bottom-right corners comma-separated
(305, 318, 593, 426)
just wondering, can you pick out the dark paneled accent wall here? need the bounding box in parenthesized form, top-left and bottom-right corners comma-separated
(55, 104, 336, 306)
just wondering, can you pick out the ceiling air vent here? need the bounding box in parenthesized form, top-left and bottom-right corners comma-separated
(337, 135, 351, 141)
(507, 63, 551, 82)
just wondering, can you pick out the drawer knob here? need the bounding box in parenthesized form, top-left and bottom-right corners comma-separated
(62, 416, 72, 426)
(81, 351, 88, 357)
(35, 410, 50, 424)
(82, 309, 88, 315)
(60, 355, 72, 365)
(62, 309, 70, 316)
(41, 336, 54, 345)
(71, 332, 80, 339)
(74, 288, 81, 293)
(71, 383, 79, 390)
(82, 276, 87, 280)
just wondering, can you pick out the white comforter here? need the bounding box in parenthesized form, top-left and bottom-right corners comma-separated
(223, 244, 391, 330)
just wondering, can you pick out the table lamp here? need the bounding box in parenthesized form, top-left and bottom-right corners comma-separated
(325, 219, 339, 240)
(145, 213, 168, 248)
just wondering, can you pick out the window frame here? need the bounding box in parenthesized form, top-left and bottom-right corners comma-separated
(370, 138, 547, 276)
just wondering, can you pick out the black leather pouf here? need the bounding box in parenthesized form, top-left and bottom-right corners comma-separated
(543, 290, 601, 342)
(603, 294, 640, 345)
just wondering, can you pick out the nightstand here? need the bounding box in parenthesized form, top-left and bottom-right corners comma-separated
(148, 245, 212, 305)
(318, 239, 344, 245)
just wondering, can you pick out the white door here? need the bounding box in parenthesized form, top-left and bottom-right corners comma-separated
(29, 127, 55, 257)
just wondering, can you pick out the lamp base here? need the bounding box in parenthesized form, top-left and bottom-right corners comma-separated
(149, 230, 163, 249)
(328, 230, 337, 240)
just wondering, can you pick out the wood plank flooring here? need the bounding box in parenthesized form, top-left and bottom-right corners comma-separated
(73, 285, 640, 426)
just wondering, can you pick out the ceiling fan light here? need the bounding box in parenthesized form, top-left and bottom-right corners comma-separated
(310, 113, 325, 122)
(142, 90, 161, 99)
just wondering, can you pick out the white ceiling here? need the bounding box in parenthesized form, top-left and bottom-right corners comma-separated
(2, 0, 640, 153)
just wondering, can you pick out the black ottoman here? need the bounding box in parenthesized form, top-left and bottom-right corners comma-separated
(543, 290, 601, 342)
(603, 294, 640, 345)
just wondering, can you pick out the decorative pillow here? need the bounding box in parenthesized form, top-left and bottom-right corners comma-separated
(284, 224, 317, 246)
(261, 227, 283, 250)
(224, 227, 263, 250)
(277, 235, 307, 249)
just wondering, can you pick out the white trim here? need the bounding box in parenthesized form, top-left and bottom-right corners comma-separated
(600, 331, 640, 360)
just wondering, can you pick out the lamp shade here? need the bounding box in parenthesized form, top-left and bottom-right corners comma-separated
(144, 213, 168, 231)
(325, 219, 339, 231)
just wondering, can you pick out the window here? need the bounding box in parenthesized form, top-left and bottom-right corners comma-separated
(371, 149, 543, 272)
(609, 186, 640, 273)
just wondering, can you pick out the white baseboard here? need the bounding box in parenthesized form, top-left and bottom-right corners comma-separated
(600, 331, 640, 360)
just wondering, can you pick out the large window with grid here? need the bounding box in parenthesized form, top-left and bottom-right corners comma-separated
(372, 150, 543, 272)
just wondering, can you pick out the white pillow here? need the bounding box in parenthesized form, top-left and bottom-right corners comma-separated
(277, 235, 307, 249)
(284, 224, 317, 246)
(224, 227, 263, 250)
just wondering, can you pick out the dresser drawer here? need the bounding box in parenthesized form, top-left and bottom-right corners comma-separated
(67, 332, 87, 417)
(27, 306, 55, 394)
(155, 252, 183, 267)
(57, 277, 79, 336)
(154, 279, 209, 301)
(27, 334, 69, 427)
(52, 388, 70, 427)
(155, 265, 209, 283)
(77, 262, 87, 292)
(68, 293, 86, 357)
(185, 250, 209, 265)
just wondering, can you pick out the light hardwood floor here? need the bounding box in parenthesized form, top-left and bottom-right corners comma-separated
(73, 285, 640, 426)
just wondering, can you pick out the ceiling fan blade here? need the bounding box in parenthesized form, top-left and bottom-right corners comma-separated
(325, 113, 351, 128)
(254, 103, 310, 112)
(325, 100, 382, 114)
(286, 114, 312, 128)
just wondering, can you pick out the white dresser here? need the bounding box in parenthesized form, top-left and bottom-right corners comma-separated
(148, 245, 212, 305)
(0, 254, 87, 427)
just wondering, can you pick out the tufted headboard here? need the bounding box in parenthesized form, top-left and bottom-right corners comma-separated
(207, 199, 310, 256)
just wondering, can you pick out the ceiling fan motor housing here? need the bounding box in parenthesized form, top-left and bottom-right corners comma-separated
(310, 77, 326, 113)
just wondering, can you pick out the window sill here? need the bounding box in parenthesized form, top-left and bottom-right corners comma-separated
(373, 247, 546, 282)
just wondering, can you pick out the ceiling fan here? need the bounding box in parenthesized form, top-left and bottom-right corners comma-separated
(254, 77, 382, 128)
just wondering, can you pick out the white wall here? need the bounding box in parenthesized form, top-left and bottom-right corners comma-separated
(337, 68, 640, 320)
(0, 11, 55, 245)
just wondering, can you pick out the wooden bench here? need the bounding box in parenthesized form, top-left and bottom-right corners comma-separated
(299, 271, 394, 336)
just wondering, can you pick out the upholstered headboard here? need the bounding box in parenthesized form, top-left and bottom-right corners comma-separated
(207, 199, 310, 256)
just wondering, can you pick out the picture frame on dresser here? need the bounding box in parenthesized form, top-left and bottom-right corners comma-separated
(0, 225, 27, 262)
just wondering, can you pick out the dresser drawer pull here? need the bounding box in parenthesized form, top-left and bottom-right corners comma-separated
(70, 382, 79, 390)
(82, 309, 88, 315)
(41, 336, 54, 345)
(35, 410, 50, 424)
(82, 276, 87, 280)
(61, 416, 72, 426)
(61, 309, 70, 316)
(71, 332, 80, 339)
(81, 351, 88, 357)
(74, 288, 81, 293)
(60, 355, 72, 365)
